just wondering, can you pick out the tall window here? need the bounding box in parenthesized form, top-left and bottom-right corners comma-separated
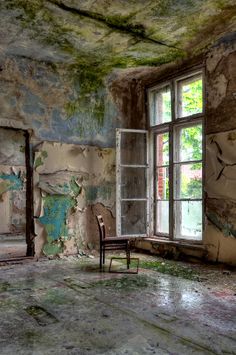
(148, 71, 203, 241)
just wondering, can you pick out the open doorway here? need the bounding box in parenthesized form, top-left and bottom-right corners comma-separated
(0, 127, 33, 260)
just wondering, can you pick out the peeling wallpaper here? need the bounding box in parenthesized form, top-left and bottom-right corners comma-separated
(0, 30, 236, 263)
(33, 142, 115, 257)
(205, 33, 236, 264)
(0, 56, 120, 148)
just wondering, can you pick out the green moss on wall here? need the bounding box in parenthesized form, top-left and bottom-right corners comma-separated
(5, 0, 186, 126)
(34, 150, 48, 169)
(43, 237, 64, 256)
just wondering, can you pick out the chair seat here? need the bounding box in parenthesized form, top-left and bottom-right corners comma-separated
(96, 214, 131, 271)
(105, 236, 129, 241)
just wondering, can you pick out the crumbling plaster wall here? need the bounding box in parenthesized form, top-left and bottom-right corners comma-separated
(34, 142, 116, 257)
(205, 33, 236, 264)
(0, 54, 120, 256)
(112, 33, 236, 265)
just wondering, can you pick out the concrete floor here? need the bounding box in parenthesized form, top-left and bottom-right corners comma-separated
(0, 254, 235, 355)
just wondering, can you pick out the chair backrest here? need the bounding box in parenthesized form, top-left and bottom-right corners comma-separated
(96, 215, 106, 241)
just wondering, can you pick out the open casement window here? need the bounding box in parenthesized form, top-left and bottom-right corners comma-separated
(116, 129, 149, 237)
(149, 71, 204, 242)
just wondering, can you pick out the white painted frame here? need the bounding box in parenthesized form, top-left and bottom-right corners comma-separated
(116, 128, 149, 237)
(147, 69, 204, 242)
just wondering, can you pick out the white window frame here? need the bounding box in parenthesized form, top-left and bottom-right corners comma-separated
(148, 70, 204, 243)
(116, 128, 150, 237)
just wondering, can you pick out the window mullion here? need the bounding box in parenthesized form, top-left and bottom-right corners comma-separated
(169, 81, 175, 240)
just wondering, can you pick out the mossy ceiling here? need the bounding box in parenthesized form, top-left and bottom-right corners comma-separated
(1, 0, 236, 69)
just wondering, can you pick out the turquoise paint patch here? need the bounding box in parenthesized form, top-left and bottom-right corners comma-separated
(21, 87, 45, 116)
(39, 195, 74, 241)
(0, 173, 23, 191)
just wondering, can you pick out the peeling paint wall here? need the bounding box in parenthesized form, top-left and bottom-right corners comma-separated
(114, 33, 236, 265)
(205, 33, 236, 265)
(1, 24, 236, 263)
(33, 142, 115, 257)
(0, 53, 120, 256)
(0, 55, 121, 148)
(0, 129, 26, 235)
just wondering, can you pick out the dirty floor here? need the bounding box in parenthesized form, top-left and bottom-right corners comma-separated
(0, 253, 235, 355)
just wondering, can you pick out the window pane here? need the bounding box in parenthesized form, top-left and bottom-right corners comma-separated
(177, 75, 203, 118)
(121, 201, 146, 235)
(174, 163, 202, 199)
(175, 124, 202, 162)
(156, 132, 169, 166)
(151, 86, 171, 125)
(174, 201, 202, 240)
(156, 167, 169, 200)
(121, 167, 146, 199)
(156, 201, 169, 234)
(121, 132, 146, 165)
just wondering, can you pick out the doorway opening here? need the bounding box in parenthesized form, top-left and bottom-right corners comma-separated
(0, 127, 34, 260)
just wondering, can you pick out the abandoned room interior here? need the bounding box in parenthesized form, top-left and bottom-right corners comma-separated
(0, 0, 236, 354)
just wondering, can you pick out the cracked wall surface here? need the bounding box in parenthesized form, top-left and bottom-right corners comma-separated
(0, 53, 120, 256)
(0, 56, 120, 148)
(204, 33, 236, 264)
(33, 142, 116, 257)
(0, 1, 236, 263)
(119, 32, 236, 265)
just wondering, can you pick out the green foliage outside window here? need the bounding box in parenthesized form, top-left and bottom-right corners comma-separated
(181, 78, 202, 117)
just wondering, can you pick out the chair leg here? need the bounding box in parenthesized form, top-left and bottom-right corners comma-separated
(127, 242, 130, 269)
(100, 245, 102, 270)
(103, 246, 105, 264)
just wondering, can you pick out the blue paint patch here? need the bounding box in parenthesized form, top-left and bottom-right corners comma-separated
(38, 97, 120, 148)
(21, 86, 45, 116)
(32, 119, 43, 129)
(0, 173, 23, 191)
(39, 195, 74, 241)
(9, 97, 17, 108)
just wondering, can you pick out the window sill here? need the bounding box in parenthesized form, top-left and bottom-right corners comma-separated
(139, 237, 205, 250)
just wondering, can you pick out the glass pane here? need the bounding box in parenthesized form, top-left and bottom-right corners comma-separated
(176, 124, 202, 162)
(156, 132, 169, 166)
(121, 201, 146, 235)
(121, 167, 146, 199)
(121, 132, 146, 165)
(156, 167, 169, 200)
(155, 200, 169, 234)
(174, 201, 202, 240)
(177, 75, 203, 118)
(174, 163, 202, 199)
(151, 86, 171, 125)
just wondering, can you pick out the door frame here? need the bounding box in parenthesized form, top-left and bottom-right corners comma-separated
(0, 127, 34, 257)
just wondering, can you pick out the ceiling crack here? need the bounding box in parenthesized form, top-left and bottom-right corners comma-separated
(48, 0, 180, 50)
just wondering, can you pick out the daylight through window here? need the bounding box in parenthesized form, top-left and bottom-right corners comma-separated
(149, 72, 204, 241)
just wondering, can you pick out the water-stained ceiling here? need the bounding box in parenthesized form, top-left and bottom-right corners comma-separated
(1, 0, 236, 68)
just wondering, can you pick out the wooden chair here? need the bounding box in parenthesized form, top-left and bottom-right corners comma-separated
(96, 215, 130, 271)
